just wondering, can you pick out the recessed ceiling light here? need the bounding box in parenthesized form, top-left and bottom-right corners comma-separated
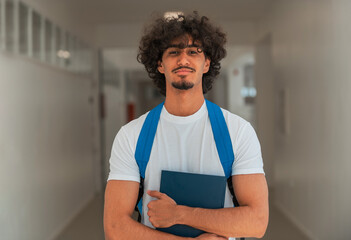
(164, 11, 184, 20)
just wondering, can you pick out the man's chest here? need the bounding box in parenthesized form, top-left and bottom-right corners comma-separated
(146, 121, 225, 176)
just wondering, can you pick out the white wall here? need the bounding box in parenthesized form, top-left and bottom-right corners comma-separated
(0, 53, 98, 240)
(255, 34, 274, 188)
(256, 1, 351, 239)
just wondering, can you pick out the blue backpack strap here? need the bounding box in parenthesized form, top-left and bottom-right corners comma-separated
(135, 101, 164, 214)
(135, 102, 164, 178)
(206, 100, 237, 209)
(205, 99, 235, 179)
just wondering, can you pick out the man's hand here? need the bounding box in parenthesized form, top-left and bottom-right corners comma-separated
(195, 233, 227, 239)
(147, 190, 179, 228)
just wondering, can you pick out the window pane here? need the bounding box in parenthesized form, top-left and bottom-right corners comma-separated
(87, 48, 93, 75)
(32, 10, 41, 59)
(67, 34, 76, 72)
(0, 0, 3, 49)
(44, 19, 52, 63)
(78, 42, 93, 75)
(55, 26, 61, 66)
(18, 2, 28, 55)
(75, 40, 83, 73)
(5, 0, 15, 52)
(63, 31, 70, 68)
(81, 43, 89, 74)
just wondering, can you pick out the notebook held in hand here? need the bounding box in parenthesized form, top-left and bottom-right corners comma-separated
(156, 170, 227, 237)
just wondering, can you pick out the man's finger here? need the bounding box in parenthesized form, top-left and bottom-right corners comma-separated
(147, 190, 164, 199)
(196, 233, 228, 239)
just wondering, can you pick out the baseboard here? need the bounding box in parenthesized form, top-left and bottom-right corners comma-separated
(274, 201, 319, 240)
(47, 192, 97, 240)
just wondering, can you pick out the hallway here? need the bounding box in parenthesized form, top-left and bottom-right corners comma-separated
(2, 1, 351, 240)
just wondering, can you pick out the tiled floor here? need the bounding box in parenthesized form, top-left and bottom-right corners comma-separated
(54, 194, 105, 240)
(55, 192, 310, 240)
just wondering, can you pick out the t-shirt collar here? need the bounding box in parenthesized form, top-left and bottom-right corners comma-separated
(162, 100, 207, 124)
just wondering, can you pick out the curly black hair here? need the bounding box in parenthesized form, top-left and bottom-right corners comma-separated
(137, 12, 227, 96)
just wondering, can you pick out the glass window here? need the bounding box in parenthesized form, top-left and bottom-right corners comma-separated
(32, 10, 41, 59)
(18, 2, 28, 55)
(75, 39, 83, 73)
(54, 26, 62, 66)
(87, 48, 93, 76)
(50, 23, 57, 64)
(62, 31, 71, 68)
(67, 34, 76, 72)
(0, 0, 4, 50)
(81, 42, 91, 75)
(1, 1, 94, 76)
(79, 42, 93, 76)
(5, 0, 15, 52)
(44, 18, 53, 63)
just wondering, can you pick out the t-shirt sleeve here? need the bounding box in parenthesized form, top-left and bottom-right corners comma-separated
(107, 127, 140, 182)
(232, 122, 265, 176)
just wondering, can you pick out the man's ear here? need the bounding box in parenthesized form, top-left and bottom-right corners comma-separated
(157, 61, 164, 74)
(203, 58, 211, 74)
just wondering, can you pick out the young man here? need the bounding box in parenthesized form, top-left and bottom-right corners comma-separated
(104, 12, 268, 240)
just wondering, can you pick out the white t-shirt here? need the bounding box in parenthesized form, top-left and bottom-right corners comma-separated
(108, 101, 264, 239)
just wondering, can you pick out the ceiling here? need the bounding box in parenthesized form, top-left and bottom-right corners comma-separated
(32, 0, 273, 25)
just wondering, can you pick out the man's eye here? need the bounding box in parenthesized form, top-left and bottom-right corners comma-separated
(189, 51, 198, 55)
(169, 51, 178, 55)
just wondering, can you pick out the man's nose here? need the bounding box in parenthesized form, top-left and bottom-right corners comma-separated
(177, 52, 190, 66)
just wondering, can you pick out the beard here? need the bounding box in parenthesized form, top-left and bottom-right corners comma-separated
(171, 80, 194, 90)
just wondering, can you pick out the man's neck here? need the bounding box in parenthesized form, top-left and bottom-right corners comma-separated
(164, 91, 205, 117)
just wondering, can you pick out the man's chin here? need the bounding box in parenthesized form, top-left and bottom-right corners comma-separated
(171, 81, 194, 90)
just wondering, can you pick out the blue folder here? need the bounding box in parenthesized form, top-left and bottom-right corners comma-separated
(156, 170, 227, 237)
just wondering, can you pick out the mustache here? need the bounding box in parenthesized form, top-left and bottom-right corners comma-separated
(172, 66, 196, 72)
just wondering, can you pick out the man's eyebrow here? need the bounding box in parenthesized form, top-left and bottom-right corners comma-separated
(167, 44, 201, 49)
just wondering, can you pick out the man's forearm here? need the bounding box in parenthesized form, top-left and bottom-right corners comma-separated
(105, 214, 192, 240)
(176, 205, 268, 239)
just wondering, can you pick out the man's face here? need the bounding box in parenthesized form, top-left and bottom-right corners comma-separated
(157, 36, 210, 93)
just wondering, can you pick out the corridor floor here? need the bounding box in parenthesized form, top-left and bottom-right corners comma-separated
(54, 192, 310, 240)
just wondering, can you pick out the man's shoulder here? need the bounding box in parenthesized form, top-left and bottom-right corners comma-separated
(217, 107, 257, 142)
(219, 107, 250, 127)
